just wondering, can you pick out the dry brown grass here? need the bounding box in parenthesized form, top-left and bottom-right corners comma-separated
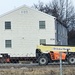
(0, 67, 74, 75)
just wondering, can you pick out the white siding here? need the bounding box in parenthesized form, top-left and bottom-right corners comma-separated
(0, 6, 56, 57)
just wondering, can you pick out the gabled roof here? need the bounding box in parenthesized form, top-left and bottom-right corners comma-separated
(0, 5, 55, 19)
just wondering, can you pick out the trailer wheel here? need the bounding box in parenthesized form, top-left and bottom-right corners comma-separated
(38, 55, 48, 65)
(0, 58, 5, 63)
(68, 56, 75, 65)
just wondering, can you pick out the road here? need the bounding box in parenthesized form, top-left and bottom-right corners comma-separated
(0, 62, 74, 69)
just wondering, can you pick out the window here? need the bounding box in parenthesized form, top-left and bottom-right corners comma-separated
(39, 21, 45, 29)
(40, 39, 46, 45)
(5, 40, 12, 48)
(21, 10, 28, 14)
(5, 22, 11, 29)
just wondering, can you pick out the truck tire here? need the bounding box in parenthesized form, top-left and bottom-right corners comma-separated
(68, 56, 75, 65)
(38, 55, 48, 65)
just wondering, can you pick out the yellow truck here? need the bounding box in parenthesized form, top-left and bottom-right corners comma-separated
(36, 45, 75, 65)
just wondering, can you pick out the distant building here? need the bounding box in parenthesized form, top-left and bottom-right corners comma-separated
(55, 20, 68, 45)
(0, 5, 68, 57)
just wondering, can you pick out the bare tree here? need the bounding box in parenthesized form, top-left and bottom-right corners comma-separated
(33, 1, 45, 12)
(33, 0, 75, 30)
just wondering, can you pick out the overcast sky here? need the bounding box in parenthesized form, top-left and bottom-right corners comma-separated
(0, 0, 75, 15)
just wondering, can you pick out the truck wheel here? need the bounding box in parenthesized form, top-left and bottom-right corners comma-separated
(68, 56, 75, 65)
(38, 55, 48, 65)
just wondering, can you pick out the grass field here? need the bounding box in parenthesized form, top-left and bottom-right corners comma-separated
(0, 66, 75, 75)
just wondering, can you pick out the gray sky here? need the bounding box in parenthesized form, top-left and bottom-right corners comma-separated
(0, 0, 75, 15)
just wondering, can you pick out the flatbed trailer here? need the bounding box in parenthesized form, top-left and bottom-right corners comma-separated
(0, 45, 75, 65)
(0, 54, 36, 63)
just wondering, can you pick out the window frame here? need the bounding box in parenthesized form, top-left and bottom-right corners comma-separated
(5, 40, 12, 48)
(5, 21, 11, 29)
(40, 39, 46, 45)
(39, 21, 46, 29)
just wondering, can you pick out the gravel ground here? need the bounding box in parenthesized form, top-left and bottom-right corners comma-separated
(0, 66, 75, 75)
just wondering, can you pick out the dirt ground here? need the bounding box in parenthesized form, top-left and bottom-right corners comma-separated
(0, 66, 75, 75)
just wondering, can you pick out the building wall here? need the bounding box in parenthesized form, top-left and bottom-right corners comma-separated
(0, 6, 56, 57)
(55, 20, 68, 45)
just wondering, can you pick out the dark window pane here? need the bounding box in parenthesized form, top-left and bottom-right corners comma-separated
(40, 39, 46, 45)
(5, 22, 11, 29)
(39, 21, 45, 29)
(5, 40, 12, 48)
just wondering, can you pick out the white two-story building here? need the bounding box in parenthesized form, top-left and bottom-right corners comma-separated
(0, 5, 68, 57)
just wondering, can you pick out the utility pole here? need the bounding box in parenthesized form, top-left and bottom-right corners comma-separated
(60, 52, 63, 75)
